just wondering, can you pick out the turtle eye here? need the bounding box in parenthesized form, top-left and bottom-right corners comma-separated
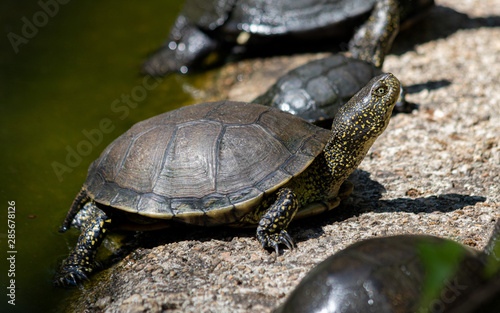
(373, 85, 388, 97)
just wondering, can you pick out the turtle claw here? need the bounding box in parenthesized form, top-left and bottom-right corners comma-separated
(53, 267, 89, 287)
(280, 231, 295, 250)
(258, 229, 295, 256)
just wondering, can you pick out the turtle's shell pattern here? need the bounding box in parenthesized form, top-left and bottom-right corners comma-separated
(84, 101, 329, 225)
(254, 54, 381, 122)
(184, 0, 375, 38)
(182, 0, 435, 40)
(274, 235, 484, 313)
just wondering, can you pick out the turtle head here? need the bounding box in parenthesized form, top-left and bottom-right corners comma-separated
(324, 73, 400, 183)
(332, 73, 400, 141)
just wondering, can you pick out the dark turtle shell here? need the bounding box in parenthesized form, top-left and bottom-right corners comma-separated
(253, 54, 382, 123)
(274, 235, 491, 313)
(142, 0, 435, 76)
(171, 0, 434, 45)
(83, 101, 329, 225)
(187, 0, 374, 41)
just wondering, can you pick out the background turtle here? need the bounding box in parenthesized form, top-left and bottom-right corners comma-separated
(54, 73, 400, 286)
(274, 220, 500, 313)
(253, 0, 412, 124)
(142, 0, 434, 76)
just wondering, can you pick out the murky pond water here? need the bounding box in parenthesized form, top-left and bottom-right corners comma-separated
(0, 1, 199, 311)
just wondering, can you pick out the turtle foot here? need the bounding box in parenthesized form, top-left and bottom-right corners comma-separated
(53, 265, 90, 287)
(256, 188, 299, 256)
(54, 204, 109, 287)
(257, 229, 295, 256)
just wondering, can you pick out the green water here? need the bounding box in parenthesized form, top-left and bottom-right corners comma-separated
(0, 1, 196, 311)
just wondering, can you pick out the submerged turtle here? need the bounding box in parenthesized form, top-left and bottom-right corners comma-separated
(54, 73, 400, 286)
(254, 0, 411, 123)
(274, 220, 500, 313)
(142, 0, 434, 76)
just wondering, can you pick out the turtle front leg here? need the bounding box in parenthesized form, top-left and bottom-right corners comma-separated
(54, 203, 111, 287)
(257, 188, 299, 255)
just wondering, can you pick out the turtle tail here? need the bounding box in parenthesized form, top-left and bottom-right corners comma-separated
(59, 187, 90, 232)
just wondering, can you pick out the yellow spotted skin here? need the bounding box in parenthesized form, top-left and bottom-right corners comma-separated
(349, 0, 400, 68)
(256, 188, 298, 255)
(324, 73, 400, 191)
(54, 74, 400, 286)
(246, 73, 400, 254)
(241, 1, 402, 254)
(54, 202, 111, 287)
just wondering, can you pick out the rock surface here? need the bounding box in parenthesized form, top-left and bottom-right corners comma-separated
(64, 1, 500, 312)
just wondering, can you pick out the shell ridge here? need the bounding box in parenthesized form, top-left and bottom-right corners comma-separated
(202, 100, 227, 120)
(89, 170, 106, 200)
(321, 55, 346, 76)
(152, 124, 179, 192)
(95, 139, 118, 170)
(112, 137, 135, 182)
(253, 106, 276, 124)
(213, 124, 228, 194)
(148, 125, 172, 193)
(131, 125, 167, 188)
(279, 156, 302, 177)
(112, 125, 163, 181)
(258, 166, 293, 191)
(93, 180, 122, 207)
(255, 109, 299, 158)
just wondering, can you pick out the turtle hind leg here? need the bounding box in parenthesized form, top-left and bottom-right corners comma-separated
(59, 187, 90, 232)
(256, 188, 299, 256)
(54, 203, 111, 287)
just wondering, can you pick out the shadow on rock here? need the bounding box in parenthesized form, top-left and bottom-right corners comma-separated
(93, 169, 486, 272)
(222, 5, 500, 65)
(393, 5, 500, 54)
(393, 79, 451, 114)
(295, 169, 487, 234)
(377, 194, 486, 214)
(284, 170, 386, 241)
(340, 169, 485, 215)
(405, 79, 451, 95)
